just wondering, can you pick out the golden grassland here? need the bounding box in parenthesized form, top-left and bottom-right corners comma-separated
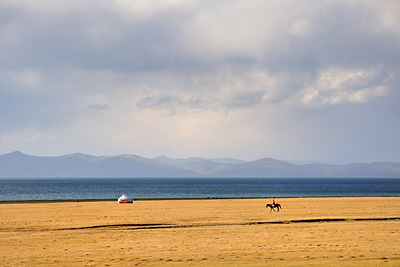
(1, 197, 400, 266)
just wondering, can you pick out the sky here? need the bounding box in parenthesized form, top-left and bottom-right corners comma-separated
(1, 0, 399, 163)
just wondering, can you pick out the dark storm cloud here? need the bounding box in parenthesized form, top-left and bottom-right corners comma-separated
(88, 104, 109, 110)
(1, 1, 399, 77)
(0, 1, 194, 72)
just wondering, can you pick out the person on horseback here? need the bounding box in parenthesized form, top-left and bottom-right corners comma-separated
(266, 198, 281, 212)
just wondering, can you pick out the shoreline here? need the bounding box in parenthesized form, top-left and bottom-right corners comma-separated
(1, 195, 399, 204)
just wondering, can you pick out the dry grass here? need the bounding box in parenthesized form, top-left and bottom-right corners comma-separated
(1, 197, 400, 266)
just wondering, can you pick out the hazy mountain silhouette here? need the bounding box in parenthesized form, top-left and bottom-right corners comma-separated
(0, 151, 196, 178)
(0, 151, 399, 178)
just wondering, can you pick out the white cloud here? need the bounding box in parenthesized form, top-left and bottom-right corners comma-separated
(11, 70, 42, 88)
(289, 19, 314, 36)
(0, 70, 42, 93)
(297, 66, 393, 106)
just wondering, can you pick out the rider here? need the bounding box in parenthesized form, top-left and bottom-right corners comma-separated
(272, 198, 275, 208)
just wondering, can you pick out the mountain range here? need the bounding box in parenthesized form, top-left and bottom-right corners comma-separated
(0, 151, 399, 178)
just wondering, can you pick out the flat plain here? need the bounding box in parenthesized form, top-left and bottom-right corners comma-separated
(1, 197, 400, 266)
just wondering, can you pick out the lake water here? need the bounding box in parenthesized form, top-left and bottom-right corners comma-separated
(0, 178, 400, 201)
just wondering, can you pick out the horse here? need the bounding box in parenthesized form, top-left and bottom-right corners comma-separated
(266, 203, 282, 212)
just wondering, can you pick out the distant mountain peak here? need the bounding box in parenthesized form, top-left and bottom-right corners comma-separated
(10, 150, 25, 155)
(63, 152, 95, 157)
(3, 151, 30, 158)
(153, 156, 247, 165)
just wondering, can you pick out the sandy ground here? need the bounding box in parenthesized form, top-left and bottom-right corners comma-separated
(1, 197, 400, 266)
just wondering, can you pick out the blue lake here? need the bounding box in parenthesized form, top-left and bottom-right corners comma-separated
(0, 177, 400, 201)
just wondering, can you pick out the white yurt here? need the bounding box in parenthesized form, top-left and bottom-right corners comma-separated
(118, 194, 133, 203)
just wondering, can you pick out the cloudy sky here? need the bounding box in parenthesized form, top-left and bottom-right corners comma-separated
(1, 0, 399, 163)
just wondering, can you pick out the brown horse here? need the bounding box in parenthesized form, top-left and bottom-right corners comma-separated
(266, 203, 282, 212)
